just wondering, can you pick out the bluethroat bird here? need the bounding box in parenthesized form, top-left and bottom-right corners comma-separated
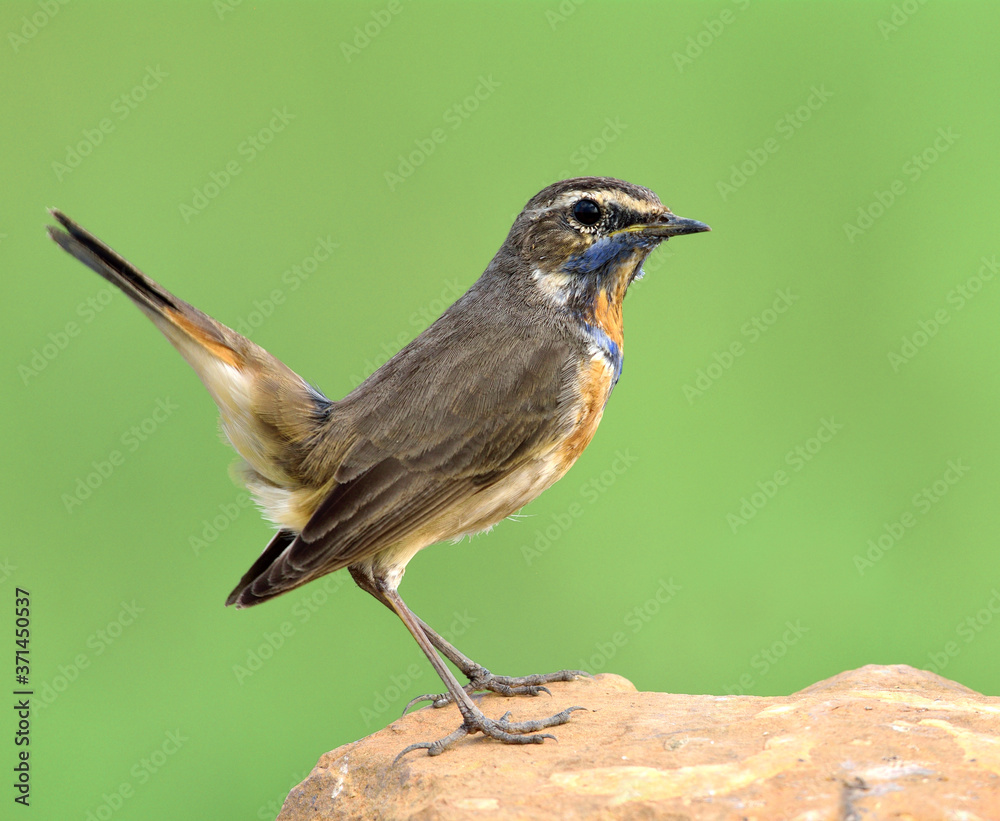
(48, 177, 708, 757)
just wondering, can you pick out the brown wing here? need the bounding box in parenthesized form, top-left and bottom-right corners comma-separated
(228, 297, 582, 607)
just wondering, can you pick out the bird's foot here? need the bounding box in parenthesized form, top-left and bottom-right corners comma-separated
(394, 704, 586, 761)
(401, 667, 589, 715)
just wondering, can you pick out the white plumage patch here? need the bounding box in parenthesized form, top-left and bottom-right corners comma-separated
(531, 267, 573, 307)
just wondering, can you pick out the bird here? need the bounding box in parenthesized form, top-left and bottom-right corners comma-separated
(47, 177, 709, 757)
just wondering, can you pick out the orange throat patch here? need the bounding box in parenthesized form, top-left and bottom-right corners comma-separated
(590, 288, 625, 352)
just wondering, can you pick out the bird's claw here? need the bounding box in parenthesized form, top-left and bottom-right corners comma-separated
(394, 705, 586, 762)
(400, 668, 589, 716)
(401, 691, 451, 715)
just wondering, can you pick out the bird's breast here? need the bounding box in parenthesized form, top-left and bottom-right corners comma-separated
(553, 352, 618, 473)
(413, 351, 618, 548)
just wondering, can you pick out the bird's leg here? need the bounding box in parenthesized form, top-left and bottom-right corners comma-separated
(348, 566, 587, 717)
(377, 584, 584, 760)
(402, 615, 588, 714)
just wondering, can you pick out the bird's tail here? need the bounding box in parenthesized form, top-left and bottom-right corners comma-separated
(47, 210, 332, 530)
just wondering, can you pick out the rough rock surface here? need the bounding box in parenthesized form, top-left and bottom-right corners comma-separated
(278, 665, 1000, 820)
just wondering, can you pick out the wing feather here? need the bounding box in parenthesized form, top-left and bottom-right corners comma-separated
(230, 302, 582, 607)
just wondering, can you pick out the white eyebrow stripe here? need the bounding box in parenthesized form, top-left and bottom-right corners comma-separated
(545, 190, 663, 218)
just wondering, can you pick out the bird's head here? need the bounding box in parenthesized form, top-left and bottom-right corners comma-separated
(504, 177, 709, 325)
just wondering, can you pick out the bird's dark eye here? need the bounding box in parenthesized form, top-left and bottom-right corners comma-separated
(572, 199, 601, 226)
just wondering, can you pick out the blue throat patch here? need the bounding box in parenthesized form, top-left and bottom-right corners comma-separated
(563, 234, 643, 279)
(563, 235, 641, 392)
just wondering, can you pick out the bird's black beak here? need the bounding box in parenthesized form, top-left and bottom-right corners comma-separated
(613, 211, 710, 240)
(642, 211, 711, 239)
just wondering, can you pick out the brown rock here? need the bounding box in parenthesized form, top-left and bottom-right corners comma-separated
(278, 665, 1000, 820)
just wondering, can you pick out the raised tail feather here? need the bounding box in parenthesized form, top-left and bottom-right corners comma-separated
(48, 209, 183, 321)
(47, 210, 334, 543)
(47, 209, 247, 371)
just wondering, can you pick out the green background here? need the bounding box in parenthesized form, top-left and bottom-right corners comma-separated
(4, 1, 999, 818)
